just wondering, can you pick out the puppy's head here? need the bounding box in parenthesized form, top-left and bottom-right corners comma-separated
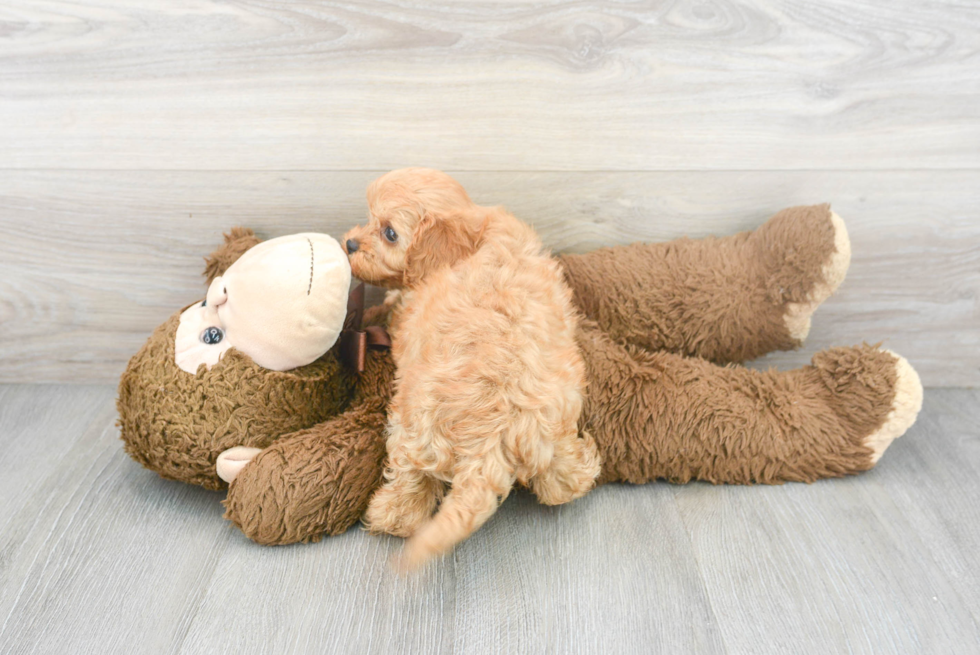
(342, 168, 484, 288)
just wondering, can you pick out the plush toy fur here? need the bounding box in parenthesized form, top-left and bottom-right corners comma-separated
(117, 204, 923, 546)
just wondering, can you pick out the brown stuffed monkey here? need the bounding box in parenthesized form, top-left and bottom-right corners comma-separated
(117, 204, 922, 546)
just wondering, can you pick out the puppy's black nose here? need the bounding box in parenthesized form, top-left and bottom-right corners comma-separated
(346, 239, 359, 254)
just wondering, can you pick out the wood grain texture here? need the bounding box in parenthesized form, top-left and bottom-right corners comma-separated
(1, 1, 976, 651)
(2, 170, 977, 385)
(445, 486, 725, 655)
(0, 385, 109, 527)
(0, 385, 978, 654)
(865, 389, 980, 624)
(0, 385, 232, 654)
(0, 0, 978, 171)
(672, 389, 980, 654)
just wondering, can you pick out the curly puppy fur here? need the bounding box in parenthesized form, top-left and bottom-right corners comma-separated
(343, 168, 600, 570)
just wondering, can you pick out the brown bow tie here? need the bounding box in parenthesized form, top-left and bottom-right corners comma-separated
(338, 283, 392, 372)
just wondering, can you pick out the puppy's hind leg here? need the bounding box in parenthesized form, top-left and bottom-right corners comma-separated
(397, 459, 513, 572)
(364, 467, 443, 538)
(530, 429, 601, 505)
(364, 431, 444, 538)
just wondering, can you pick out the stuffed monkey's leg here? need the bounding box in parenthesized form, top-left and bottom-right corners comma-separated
(559, 204, 850, 364)
(577, 325, 922, 486)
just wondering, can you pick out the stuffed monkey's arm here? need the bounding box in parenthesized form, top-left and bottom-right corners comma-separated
(222, 352, 394, 545)
(577, 321, 922, 486)
(222, 399, 387, 544)
(559, 204, 850, 364)
(203, 227, 262, 284)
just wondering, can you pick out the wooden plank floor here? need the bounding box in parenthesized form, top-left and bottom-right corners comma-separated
(0, 384, 977, 654)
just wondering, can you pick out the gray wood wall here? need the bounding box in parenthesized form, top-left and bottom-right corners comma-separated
(1, 0, 978, 386)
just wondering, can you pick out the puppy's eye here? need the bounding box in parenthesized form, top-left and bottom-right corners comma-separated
(383, 226, 398, 243)
(201, 326, 224, 345)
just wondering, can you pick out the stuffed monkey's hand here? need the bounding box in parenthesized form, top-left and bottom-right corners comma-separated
(220, 399, 389, 545)
(216, 446, 263, 484)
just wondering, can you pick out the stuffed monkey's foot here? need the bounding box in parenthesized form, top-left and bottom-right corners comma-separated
(864, 352, 923, 462)
(216, 446, 263, 483)
(784, 210, 850, 341)
(812, 345, 923, 465)
(758, 205, 851, 343)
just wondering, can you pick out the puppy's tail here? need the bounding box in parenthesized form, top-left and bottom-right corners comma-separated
(396, 463, 512, 572)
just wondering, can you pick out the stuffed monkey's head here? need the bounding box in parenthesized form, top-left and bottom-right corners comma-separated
(175, 233, 351, 373)
(117, 233, 357, 490)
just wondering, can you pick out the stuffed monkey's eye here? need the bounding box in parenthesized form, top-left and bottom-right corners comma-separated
(201, 326, 224, 345)
(383, 226, 398, 243)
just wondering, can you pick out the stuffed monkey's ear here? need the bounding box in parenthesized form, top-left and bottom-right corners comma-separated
(203, 227, 262, 285)
(404, 213, 481, 287)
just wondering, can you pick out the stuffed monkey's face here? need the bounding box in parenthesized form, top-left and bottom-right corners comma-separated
(174, 300, 232, 374)
(175, 233, 351, 374)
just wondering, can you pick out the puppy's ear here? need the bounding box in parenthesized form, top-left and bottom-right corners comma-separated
(404, 213, 482, 286)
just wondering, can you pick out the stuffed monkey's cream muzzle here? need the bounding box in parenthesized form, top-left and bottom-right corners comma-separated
(175, 233, 351, 374)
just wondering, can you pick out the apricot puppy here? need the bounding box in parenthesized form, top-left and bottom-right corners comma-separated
(344, 168, 600, 570)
